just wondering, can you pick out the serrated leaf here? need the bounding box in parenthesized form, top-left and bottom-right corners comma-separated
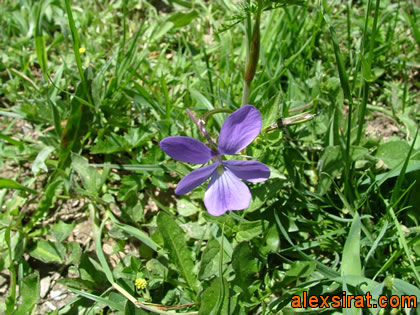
(157, 212, 199, 292)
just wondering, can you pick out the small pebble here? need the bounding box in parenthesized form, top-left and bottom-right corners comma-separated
(40, 276, 51, 298)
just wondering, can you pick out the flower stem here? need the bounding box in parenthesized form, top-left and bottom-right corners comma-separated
(201, 108, 233, 121)
(241, 0, 262, 106)
(186, 108, 218, 150)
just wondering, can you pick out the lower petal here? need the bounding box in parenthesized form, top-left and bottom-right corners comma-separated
(176, 163, 218, 195)
(204, 168, 251, 216)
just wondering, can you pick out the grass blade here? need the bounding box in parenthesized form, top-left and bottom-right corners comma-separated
(341, 212, 361, 276)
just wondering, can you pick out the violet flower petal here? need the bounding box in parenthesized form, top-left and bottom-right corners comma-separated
(218, 105, 262, 155)
(224, 160, 270, 183)
(160, 136, 213, 164)
(175, 163, 218, 195)
(204, 168, 251, 216)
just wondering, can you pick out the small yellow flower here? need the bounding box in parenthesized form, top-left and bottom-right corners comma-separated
(79, 47, 86, 54)
(135, 278, 147, 290)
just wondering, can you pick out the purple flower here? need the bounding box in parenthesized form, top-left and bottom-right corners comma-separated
(160, 105, 270, 216)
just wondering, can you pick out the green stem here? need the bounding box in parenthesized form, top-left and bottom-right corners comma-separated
(241, 0, 262, 106)
(201, 108, 233, 121)
(5, 228, 17, 314)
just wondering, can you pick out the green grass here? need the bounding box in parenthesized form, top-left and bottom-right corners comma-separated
(0, 0, 419, 313)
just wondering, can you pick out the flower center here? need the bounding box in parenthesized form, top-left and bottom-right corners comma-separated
(217, 164, 224, 175)
(211, 154, 223, 164)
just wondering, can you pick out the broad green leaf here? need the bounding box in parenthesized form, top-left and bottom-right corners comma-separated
(152, 21, 174, 41)
(157, 212, 199, 292)
(71, 153, 103, 194)
(117, 175, 145, 202)
(32, 146, 55, 174)
(236, 220, 269, 242)
(258, 224, 280, 256)
(168, 10, 199, 28)
(79, 252, 107, 284)
(29, 240, 65, 263)
(51, 221, 75, 243)
(260, 94, 280, 129)
(361, 58, 374, 82)
(332, 275, 379, 292)
(66, 242, 82, 266)
(14, 273, 40, 315)
(28, 178, 63, 231)
(318, 146, 368, 194)
(58, 278, 96, 291)
(376, 140, 413, 169)
(177, 198, 199, 217)
(341, 213, 361, 276)
(392, 278, 420, 300)
(57, 77, 92, 170)
(232, 242, 259, 296)
(198, 239, 229, 280)
(199, 277, 229, 315)
(202, 212, 237, 238)
(248, 179, 283, 212)
(285, 261, 316, 278)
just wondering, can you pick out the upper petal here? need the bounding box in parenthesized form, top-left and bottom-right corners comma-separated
(204, 168, 251, 216)
(160, 136, 213, 164)
(218, 105, 262, 155)
(224, 160, 270, 183)
(175, 163, 218, 195)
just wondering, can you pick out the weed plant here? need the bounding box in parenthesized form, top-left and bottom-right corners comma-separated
(0, 0, 419, 313)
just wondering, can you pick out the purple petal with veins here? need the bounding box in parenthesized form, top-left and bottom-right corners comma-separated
(224, 160, 270, 183)
(218, 105, 262, 155)
(175, 163, 218, 195)
(160, 136, 213, 164)
(204, 167, 251, 216)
